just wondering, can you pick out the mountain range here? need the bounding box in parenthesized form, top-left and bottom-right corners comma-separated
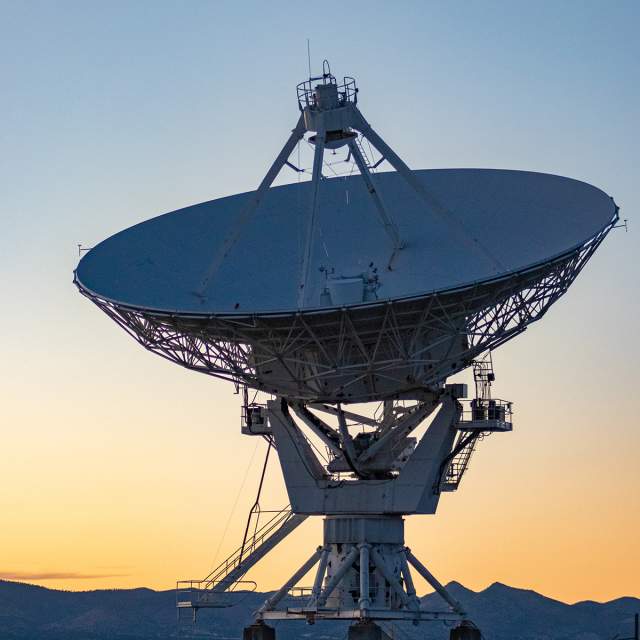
(0, 579, 637, 640)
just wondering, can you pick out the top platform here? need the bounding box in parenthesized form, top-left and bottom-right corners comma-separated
(75, 168, 616, 316)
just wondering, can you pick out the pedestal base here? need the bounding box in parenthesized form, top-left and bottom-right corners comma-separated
(256, 516, 467, 626)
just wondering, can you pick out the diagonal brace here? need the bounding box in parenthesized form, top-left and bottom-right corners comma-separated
(317, 546, 360, 607)
(405, 547, 466, 616)
(352, 106, 505, 273)
(347, 138, 403, 256)
(369, 547, 417, 611)
(257, 546, 323, 615)
(199, 114, 306, 294)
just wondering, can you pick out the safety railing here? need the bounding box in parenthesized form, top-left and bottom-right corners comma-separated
(212, 506, 292, 586)
(176, 579, 256, 609)
(297, 76, 358, 111)
(286, 585, 397, 607)
(458, 399, 513, 432)
(176, 505, 295, 608)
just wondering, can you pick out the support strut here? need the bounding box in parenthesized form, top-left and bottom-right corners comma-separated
(347, 138, 403, 261)
(298, 128, 326, 308)
(405, 547, 466, 615)
(199, 114, 306, 293)
(352, 106, 505, 273)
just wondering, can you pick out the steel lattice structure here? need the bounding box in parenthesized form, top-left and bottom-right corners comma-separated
(75, 214, 615, 404)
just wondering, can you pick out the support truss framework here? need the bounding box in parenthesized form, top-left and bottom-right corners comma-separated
(75, 219, 614, 404)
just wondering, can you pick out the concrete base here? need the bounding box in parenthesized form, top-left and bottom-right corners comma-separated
(243, 622, 276, 640)
(450, 621, 482, 640)
(348, 621, 392, 640)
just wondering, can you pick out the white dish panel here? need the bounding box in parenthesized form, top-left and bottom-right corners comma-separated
(76, 169, 616, 315)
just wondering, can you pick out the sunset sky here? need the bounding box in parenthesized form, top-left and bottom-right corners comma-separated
(1, 1, 638, 604)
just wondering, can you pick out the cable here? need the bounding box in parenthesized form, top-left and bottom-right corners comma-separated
(208, 439, 260, 572)
(239, 439, 273, 563)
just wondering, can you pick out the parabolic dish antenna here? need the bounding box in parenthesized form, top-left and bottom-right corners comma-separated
(76, 168, 615, 315)
(75, 166, 616, 403)
(75, 63, 618, 639)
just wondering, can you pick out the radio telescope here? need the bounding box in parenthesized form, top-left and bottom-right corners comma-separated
(75, 62, 618, 640)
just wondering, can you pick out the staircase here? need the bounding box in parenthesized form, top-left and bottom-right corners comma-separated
(439, 434, 478, 492)
(176, 507, 307, 610)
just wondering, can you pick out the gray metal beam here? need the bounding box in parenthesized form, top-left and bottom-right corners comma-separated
(405, 548, 466, 616)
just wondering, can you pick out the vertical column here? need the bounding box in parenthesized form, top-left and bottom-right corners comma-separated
(358, 543, 371, 617)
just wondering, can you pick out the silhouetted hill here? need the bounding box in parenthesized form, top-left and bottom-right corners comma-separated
(0, 579, 637, 640)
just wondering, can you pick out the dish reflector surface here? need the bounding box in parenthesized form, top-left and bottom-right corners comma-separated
(76, 169, 615, 315)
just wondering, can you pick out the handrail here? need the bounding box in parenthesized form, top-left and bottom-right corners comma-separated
(194, 506, 294, 590)
(177, 578, 256, 595)
(176, 579, 257, 610)
(296, 76, 358, 111)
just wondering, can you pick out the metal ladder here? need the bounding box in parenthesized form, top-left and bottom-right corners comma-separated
(354, 135, 374, 169)
(440, 433, 479, 492)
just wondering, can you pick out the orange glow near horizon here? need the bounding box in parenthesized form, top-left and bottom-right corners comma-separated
(2, 284, 639, 604)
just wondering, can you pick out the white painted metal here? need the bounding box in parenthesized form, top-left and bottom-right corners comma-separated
(317, 546, 360, 607)
(210, 514, 307, 593)
(257, 547, 323, 615)
(290, 404, 343, 458)
(255, 515, 465, 624)
(76, 222, 613, 403)
(267, 396, 458, 515)
(346, 138, 403, 257)
(75, 63, 618, 636)
(76, 168, 616, 314)
(239, 391, 474, 624)
(309, 546, 330, 605)
(358, 543, 371, 616)
(307, 404, 380, 428)
(406, 548, 465, 615)
(298, 126, 326, 307)
(399, 553, 420, 607)
(260, 608, 461, 622)
(351, 106, 507, 273)
(176, 510, 307, 609)
(369, 546, 413, 610)
(199, 114, 306, 295)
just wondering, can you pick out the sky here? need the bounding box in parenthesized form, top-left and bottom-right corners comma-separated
(1, 0, 639, 605)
